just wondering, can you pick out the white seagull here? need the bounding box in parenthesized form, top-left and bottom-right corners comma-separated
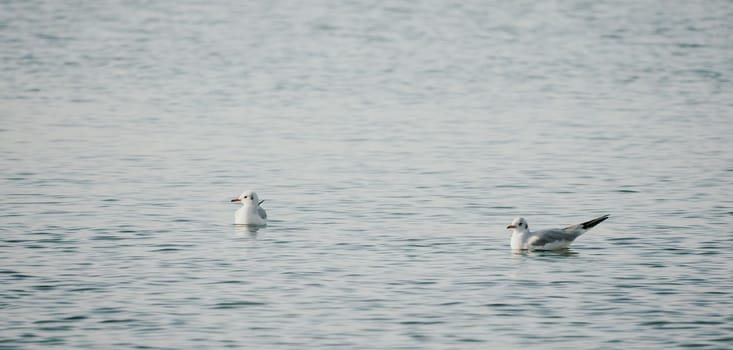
(506, 214, 609, 250)
(230, 190, 267, 225)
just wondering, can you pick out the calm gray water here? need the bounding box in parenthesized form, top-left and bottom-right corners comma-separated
(2, 1, 733, 349)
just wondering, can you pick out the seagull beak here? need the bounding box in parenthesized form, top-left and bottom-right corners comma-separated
(506, 225, 516, 229)
(230, 198, 241, 202)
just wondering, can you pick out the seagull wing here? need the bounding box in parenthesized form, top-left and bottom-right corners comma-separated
(257, 206, 267, 220)
(529, 228, 583, 247)
(530, 214, 610, 247)
(562, 214, 610, 232)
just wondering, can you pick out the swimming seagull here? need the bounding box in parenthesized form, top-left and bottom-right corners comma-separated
(506, 214, 609, 250)
(230, 190, 267, 225)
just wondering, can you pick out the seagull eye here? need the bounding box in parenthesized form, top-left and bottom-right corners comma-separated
(244, 196, 248, 199)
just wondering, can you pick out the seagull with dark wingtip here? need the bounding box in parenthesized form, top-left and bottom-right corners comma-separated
(231, 190, 267, 226)
(506, 214, 609, 250)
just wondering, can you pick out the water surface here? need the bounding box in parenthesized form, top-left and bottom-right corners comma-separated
(2, 1, 732, 349)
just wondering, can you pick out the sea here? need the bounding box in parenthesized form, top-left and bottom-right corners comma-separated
(1, 1, 732, 349)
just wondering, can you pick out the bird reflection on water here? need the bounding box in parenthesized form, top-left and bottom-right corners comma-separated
(512, 248, 580, 258)
(233, 224, 262, 238)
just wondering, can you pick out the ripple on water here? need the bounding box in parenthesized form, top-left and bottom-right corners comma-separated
(212, 301, 268, 309)
(99, 319, 139, 324)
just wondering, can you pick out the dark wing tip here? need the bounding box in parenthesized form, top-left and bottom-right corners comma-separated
(581, 214, 610, 229)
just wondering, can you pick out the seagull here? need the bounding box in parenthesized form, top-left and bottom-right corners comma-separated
(506, 214, 609, 250)
(230, 190, 267, 225)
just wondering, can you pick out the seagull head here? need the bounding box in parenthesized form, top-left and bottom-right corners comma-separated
(231, 190, 260, 205)
(506, 217, 529, 232)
